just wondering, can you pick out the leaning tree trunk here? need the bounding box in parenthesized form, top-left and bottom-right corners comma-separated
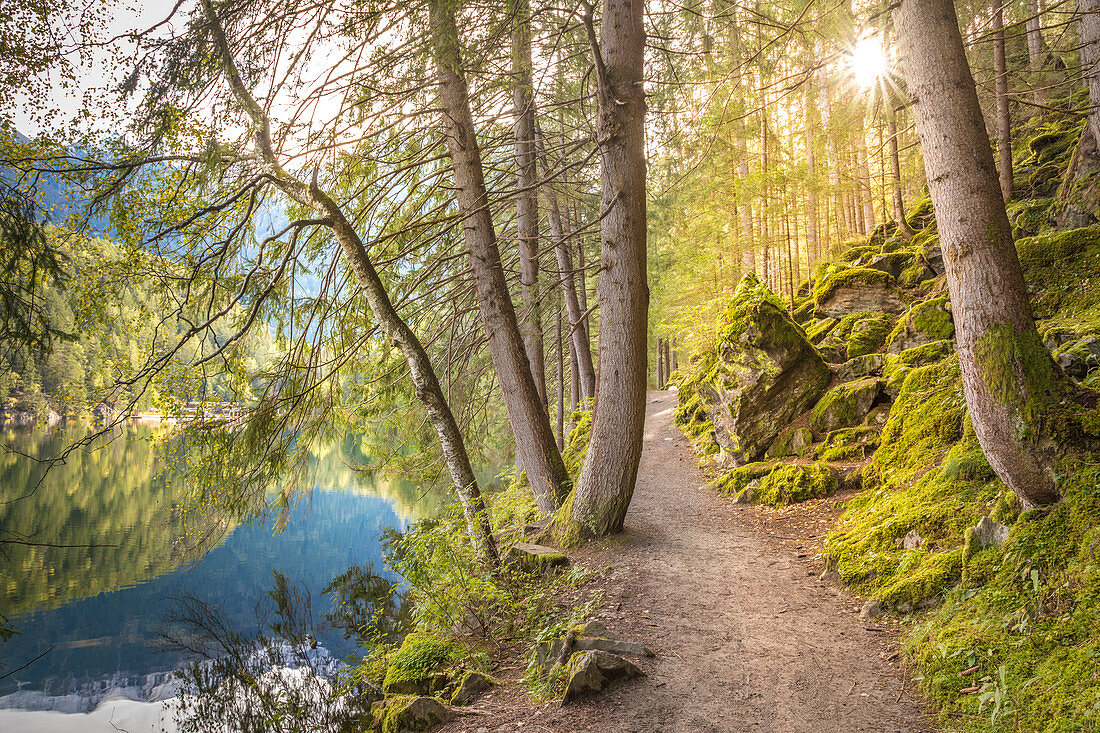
(895, 0, 1061, 508)
(569, 0, 648, 536)
(511, 0, 547, 404)
(1080, 0, 1100, 147)
(428, 0, 569, 513)
(202, 0, 500, 563)
(992, 4, 1014, 202)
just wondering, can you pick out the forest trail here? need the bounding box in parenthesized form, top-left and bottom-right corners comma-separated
(446, 390, 933, 732)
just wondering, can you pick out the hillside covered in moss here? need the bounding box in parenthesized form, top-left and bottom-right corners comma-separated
(670, 107, 1100, 730)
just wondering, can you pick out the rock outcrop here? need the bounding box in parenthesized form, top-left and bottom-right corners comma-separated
(809, 378, 884, 438)
(697, 274, 831, 465)
(814, 267, 907, 317)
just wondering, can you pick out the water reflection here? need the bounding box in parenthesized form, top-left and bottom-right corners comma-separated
(0, 425, 448, 700)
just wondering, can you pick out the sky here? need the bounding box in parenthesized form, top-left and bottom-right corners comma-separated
(10, 0, 190, 136)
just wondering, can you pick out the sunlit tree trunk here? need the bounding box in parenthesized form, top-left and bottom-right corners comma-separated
(895, 0, 1061, 509)
(805, 78, 820, 265)
(857, 129, 876, 232)
(570, 0, 648, 536)
(428, 0, 569, 513)
(888, 106, 915, 238)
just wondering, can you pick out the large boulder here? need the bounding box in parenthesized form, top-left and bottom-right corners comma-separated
(810, 378, 884, 438)
(886, 296, 954, 353)
(698, 274, 831, 465)
(814, 267, 907, 317)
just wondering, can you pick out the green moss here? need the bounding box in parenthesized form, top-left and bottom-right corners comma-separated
(804, 317, 839, 344)
(973, 323, 1056, 430)
(837, 243, 881, 264)
(562, 409, 593, 478)
(752, 463, 839, 507)
(382, 633, 459, 695)
(905, 194, 935, 230)
(886, 296, 954, 351)
(900, 458, 1100, 731)
(910, 297, 954, 340)
(809, 377, 883, 436)
(876, 548, 963, 608)
(767, 427, 814, 458)
(713, 462, 772, 499)
(378, 695, 452, 733)
(814, 267, 895, 306)
(896, 340, 954, 367)
(846, 312, 894, 358)
(817, 426, 879, 462)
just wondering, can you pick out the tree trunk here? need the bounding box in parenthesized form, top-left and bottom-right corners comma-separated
(570, 0, 648, 536)
(569, 339, 580, 413)
(556, 302, 564, 450)
(511, 0, 546, 404)
(805, 78, 820, 266)
(1026, 0, 1048, 104)
(857, 130, 876, 233)
(1080, 0, 1100, 147)
(201, 0, 501, 563)
(895, 0, 1061, 509)
(887, 107, 915, 239)
(993, 4, 1014, 202)
(428, 0, 569, 513)
(535, 125, 597, 401)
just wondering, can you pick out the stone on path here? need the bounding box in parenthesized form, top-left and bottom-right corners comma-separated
(561, 650, 644, 705)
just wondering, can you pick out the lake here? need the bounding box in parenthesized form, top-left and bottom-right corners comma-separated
(0, 424, 459, 718)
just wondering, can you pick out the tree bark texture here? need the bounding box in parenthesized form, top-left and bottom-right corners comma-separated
(805, 78, 820, 265)
(895, 0, 1062, 508)
(428, 0, 569, 513)
(201, 0, 501, 562)
(992, 5, 1014, 202)
(1080, 0, 1100, 147)
(572, 0, 649, 536)
(511, 0, 547, 404)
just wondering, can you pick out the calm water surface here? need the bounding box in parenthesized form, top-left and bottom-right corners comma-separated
(0, 424, 453, 703)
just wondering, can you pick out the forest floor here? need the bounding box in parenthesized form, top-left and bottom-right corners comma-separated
(439, 390, 935, 732)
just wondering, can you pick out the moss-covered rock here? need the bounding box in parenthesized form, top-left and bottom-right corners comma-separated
(814, 267, 907, 318)
(809, 377, 884, 438)
(838, 353, 887, 382)
(846, 312, 895, 358)
(862, 251, 915, 280)
(696, 274, 831, 464)
(382, 633, 459, 696)
(804, 317, 839, 345)
(817, 426, 879, 462)
(751, 463, 839, 507)
(713, 461, 773, 501)
(449, 670, 494, 706)
(886, 296, 954, 353)
(766, 427, 814, 458)
(378, 695, 455, 733)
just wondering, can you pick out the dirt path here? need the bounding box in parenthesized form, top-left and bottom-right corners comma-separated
(445, 390, 932, 732)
